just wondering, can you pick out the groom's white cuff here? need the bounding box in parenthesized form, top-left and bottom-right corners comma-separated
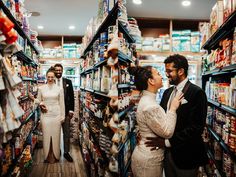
(165, 139, 171, 147)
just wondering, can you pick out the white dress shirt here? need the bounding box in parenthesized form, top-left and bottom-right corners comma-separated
(56, 77, 63, 90)
(165, 78, 189, 147)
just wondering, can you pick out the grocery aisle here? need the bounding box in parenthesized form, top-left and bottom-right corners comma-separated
(29, 144, 87, 177)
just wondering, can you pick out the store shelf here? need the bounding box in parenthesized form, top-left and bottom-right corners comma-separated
(202, 11, 236, 50)
(0, 1, 39, 54)
(83, 2, 118, 56)
(39, 58, 79, 62)
(118, 51, 133, 63)
(80, 87, 85, 91)
(80, 67, 93, 75)
(123, 158, 131, 176)
(117, 83, 131, 89)
(94, 59, 108, 68)
(139, 51, 205, 57)
(21, 76, 37, 82)
(18, 95, 29, 102)
(84, 106, 102, 120)
(119, 105, 135, 119)
(80, 87, 110, 98)
(208, 99, 236, 116)
(118, 21, 135, 43)
(20, 108, 37, 126)
(202, 64, 236, 76)
(85, 88, 94, 93)
(207, 126, 236, 161)
(15, 51, 38, 67)
(206, 149, 226, 177)
(63, 75, 78, 78)
(207, 126, 220, 141)
(94, 90, 110, 98)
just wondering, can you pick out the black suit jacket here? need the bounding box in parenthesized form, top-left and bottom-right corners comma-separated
(62, 78, 74, 116)
(160, 81, 208, 169)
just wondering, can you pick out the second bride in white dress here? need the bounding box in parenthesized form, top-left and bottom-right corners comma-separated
(36, 68, 65, 163)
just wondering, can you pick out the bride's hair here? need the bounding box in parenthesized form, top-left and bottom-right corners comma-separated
(46, 66, 55, 76)
(128, 66, 153, 91)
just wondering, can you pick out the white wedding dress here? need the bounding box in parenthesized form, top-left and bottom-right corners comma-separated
(131, 90, 177, 177)
(36, 84, 65, 160)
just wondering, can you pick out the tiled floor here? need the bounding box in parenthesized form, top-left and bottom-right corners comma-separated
(29, 144, 88, 177)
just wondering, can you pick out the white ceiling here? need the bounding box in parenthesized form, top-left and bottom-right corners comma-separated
(25, 0, 99, 36)
(25, 0, 216, 36)
(126, 0, 217, 20)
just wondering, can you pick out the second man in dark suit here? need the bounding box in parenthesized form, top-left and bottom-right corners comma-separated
(145, 54, 208, 177)
(54, 63, 74, 162)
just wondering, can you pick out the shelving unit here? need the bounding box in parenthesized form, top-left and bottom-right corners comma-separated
(207, 126, 236, 161)
(201, 8, 236, 177)
(79, 2, 118, 176)
(118, 13, 137, 177)
(0, 2, 40, 176)
(202, 11, 236, 50)
(0, 1, 39, 55)
(78, 2, 137, 176)
(82, 2, 118, 55)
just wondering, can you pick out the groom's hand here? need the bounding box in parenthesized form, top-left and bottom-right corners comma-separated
(145, 136, 165, 151)
(68, 111, 74, 119)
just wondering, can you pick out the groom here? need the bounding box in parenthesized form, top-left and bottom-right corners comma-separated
(145, 54, 208, 177)
(54, 63, 74, 162)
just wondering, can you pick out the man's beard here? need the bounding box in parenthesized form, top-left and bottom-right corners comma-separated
(169, 76, 180, 85)
(55, 73, 62, 78)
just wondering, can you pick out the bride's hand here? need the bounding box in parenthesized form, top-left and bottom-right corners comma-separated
(170, 92, 184, 111)
(40, 104, 48, 113)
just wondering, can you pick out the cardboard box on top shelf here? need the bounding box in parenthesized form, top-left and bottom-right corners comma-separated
(191, 32, 201, 52)
(210, 0, 223, 35)
(142, 37, 154, 51)
(161, 35, 170, 51)
(199, 22, 210, 47)
(180, 36, 191, 52)
(153, 38, 163, 52)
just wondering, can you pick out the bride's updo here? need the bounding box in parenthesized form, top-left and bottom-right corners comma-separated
(128, 66, 153, 91)
(46, 66, 55, 75)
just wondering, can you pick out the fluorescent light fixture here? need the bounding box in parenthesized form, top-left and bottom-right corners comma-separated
(182, 0, 191, 6)
(69, 25, 75, 30)
(37, 25, 44, 29)
(133, 0, 142, 5)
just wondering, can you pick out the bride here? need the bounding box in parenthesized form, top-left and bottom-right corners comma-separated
(34, 67, 65, 163)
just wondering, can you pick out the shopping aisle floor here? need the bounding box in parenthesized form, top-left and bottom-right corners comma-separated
(29, 144, 88, 177)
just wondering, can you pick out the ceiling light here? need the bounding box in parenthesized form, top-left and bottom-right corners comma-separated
(182, 0, 191, 6)
(37, 25, 44, 29)
(69, 25, 75, 30)
(133, 0, 142, 5)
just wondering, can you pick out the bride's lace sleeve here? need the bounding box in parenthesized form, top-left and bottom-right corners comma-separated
(59, 88, 65, 121)
(143, 105, 177, 138)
